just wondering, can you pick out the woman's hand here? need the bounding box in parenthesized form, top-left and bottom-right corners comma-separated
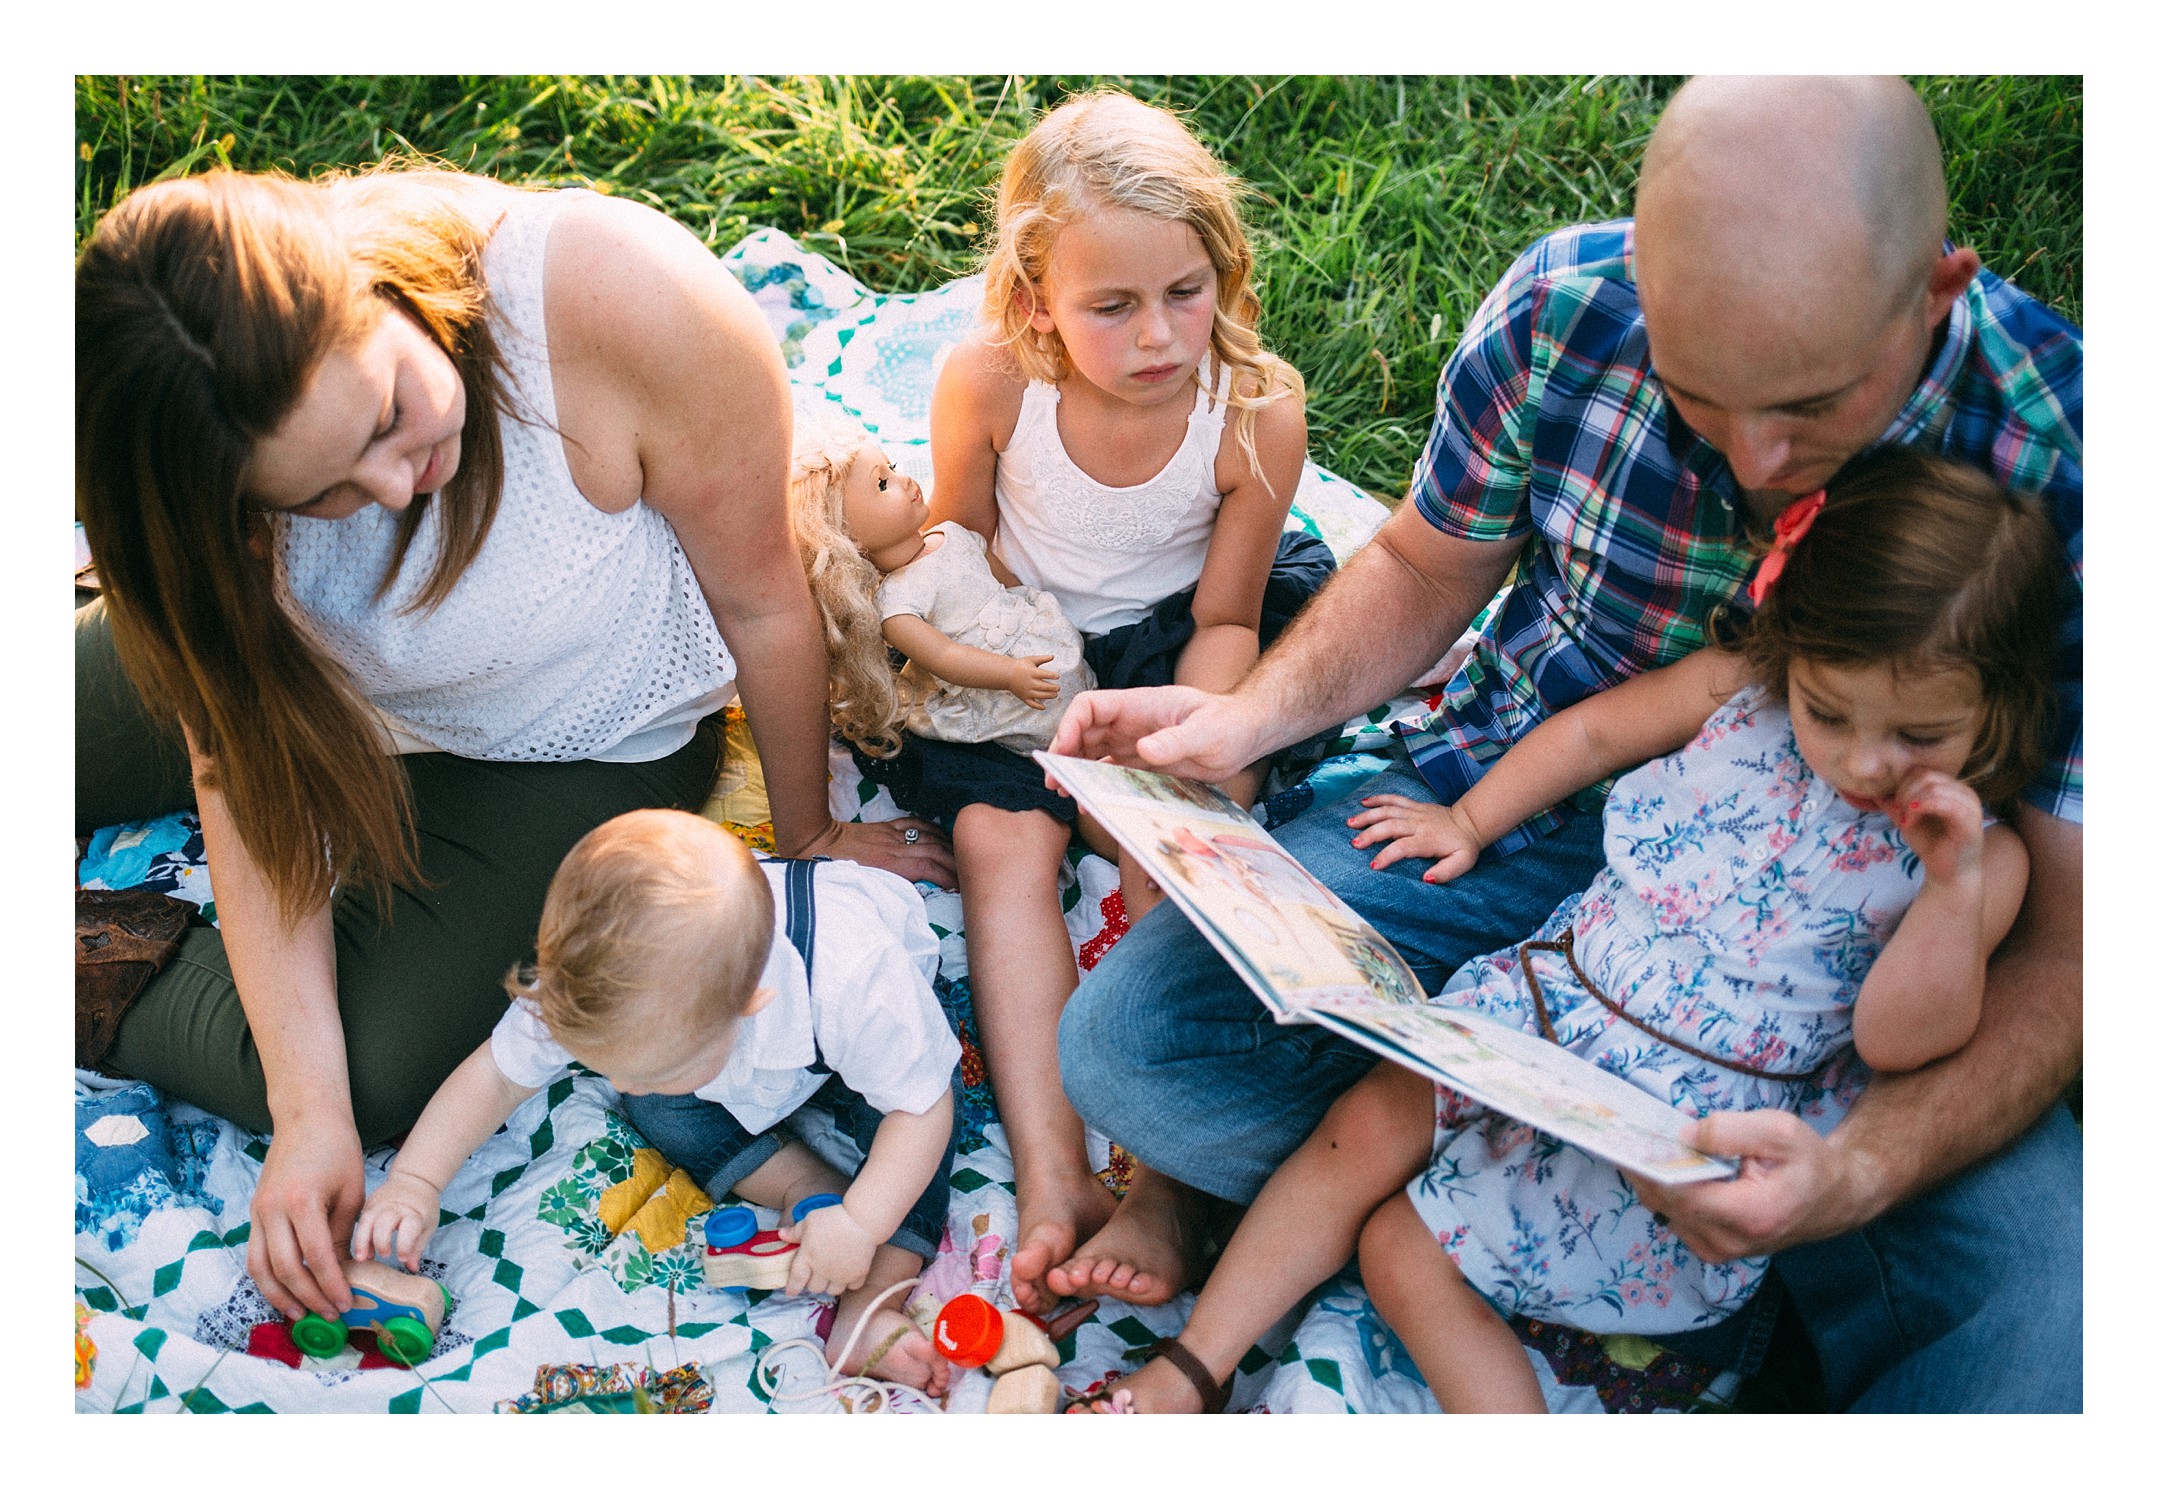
(804, 815, 957, 888)
(780, 1200, 879, 1298)
(248, 1111, 367, 1321)
(1006, 654, 1059, 708)
(1346, 794, 1485, 881)
(352, 1170, 443, 1273)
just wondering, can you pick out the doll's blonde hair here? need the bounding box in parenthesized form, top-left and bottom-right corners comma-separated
(787, 433, 923, 759)
(979, 90, 1305, 496)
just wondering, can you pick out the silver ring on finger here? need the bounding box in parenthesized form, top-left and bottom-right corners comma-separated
(902, 826, 921, 845)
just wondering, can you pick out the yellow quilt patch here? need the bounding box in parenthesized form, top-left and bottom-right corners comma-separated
(598, 1147, 714, 1254)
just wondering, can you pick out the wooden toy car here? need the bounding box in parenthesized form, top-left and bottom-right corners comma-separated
(702, 1206, 799, 1290)
(291, 1256, 451, 1366)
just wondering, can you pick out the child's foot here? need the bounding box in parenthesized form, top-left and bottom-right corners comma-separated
(1045, 1167, 1211, 1306)
(1081, 1356, 1201, 1413)
(1009, 1169, 1119, 1313)
(832, 1306, 951, 1398)
(1076, 1339, 1229, 1413)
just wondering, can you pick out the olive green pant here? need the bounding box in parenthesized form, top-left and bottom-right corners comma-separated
(76, 600, 725, 1141)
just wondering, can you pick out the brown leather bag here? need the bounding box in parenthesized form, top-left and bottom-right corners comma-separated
(75, 888, 197, 1071)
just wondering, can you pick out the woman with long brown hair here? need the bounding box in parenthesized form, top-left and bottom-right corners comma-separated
(75, 163, 953, 1325)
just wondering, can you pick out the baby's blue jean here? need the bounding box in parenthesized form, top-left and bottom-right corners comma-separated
(1058, 760, 2082, 1411)
(620, 1075, 959, 1262)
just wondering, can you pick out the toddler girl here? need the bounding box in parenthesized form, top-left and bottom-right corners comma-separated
(789, 432, 1095, 760)
(1091, 447, 2067, 1411)
(865, 90, 1335, 1310)
(353, 809, 961, 1395)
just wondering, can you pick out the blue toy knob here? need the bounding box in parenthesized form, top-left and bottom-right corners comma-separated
(791, 1192, 844, 1221)
(705, 1206, 759, 1247)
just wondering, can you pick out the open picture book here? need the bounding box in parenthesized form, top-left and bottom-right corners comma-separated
(1036, 754, 1739, 1186)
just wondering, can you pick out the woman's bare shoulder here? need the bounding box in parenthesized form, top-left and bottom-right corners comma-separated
(537, 194, 787, 514)
(542, 193, 770, 370)
(546, 190, 707, 265)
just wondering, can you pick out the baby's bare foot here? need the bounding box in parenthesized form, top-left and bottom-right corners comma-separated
(833, 1307, 950, 1398)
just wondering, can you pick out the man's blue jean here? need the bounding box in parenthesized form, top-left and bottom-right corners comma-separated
(1058, 761, 2082, 1411)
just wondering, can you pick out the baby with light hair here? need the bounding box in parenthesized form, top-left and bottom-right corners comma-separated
(355, 808, 962, 1395)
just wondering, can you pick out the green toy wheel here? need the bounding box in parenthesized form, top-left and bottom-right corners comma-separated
(290, 1313, 349, 1358)
(375, 1315, 434, 1365)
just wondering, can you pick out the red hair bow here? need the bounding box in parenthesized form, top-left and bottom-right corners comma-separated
(1745, 489, 1827, 606)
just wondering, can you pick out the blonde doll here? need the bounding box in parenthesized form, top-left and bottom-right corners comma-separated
(864, 89, 1337, 1311)
(790, 432, 1097, 760)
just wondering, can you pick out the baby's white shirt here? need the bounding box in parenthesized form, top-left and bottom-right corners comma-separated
(490, 859, 957, 1134)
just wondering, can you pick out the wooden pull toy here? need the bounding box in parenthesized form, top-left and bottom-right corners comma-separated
(702, 1193, 843, 1292)
(291, 1256, 451, 1366)
(930, 1293, 1098, 1412)
(986, 1363, 1061, 1414)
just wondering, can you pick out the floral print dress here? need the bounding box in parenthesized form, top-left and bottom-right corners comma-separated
(1405, 685, 1921, 1333)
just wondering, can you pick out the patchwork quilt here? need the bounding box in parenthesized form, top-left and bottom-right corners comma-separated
(72, 230, 1735, 1414)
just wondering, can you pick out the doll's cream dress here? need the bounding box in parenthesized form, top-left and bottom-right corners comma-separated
(875, 522, 1095, 754)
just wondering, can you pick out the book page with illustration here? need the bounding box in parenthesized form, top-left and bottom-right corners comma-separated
(1037, 753, 1737, 1185)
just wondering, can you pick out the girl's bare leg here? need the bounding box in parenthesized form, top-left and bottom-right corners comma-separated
(953, 802, 1116, 1312)
(1360, 1192, 1544, 1413)
(1043, 759, 1268, 1305)
(1090, 1061, 1438, 1409)
(1116, 854, 1165, 924)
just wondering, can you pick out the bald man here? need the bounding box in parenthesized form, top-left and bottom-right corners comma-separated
(1046, 76, 2081, 1412)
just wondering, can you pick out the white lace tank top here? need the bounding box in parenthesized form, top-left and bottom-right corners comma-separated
(989, 363, 1228, 635)
(275, 189, 737, 763)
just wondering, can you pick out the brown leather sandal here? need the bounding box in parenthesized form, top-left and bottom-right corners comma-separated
(1146, 1336, 1230, 1413)
(76, 888, 197, 1071)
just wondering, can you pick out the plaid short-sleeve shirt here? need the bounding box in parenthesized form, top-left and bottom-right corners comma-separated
(1401, 221, 2082, 852)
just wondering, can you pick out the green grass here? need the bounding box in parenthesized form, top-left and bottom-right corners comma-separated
(74, 74, 2081, 501)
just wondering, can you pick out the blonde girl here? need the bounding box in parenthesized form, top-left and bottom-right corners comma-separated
(866, 90, 1336, 1310)
(787, 430, 1095, 761)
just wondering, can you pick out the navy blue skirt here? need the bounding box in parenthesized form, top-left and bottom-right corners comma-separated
(853, 529, 1338, 829)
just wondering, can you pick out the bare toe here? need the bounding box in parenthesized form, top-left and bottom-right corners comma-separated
(1052, 1255, 1099, 1292)
(1011, 1174, 1120, 1310)
(1010, 1231, 1066, 1311)
(1052, 1198, 1199, 1306)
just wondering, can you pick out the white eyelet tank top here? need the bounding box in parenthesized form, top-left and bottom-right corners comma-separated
(275, 189, 737, 763)
(989, 363, 1228, 636)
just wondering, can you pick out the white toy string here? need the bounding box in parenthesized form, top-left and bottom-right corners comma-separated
(750, 1277, 945, 1413)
